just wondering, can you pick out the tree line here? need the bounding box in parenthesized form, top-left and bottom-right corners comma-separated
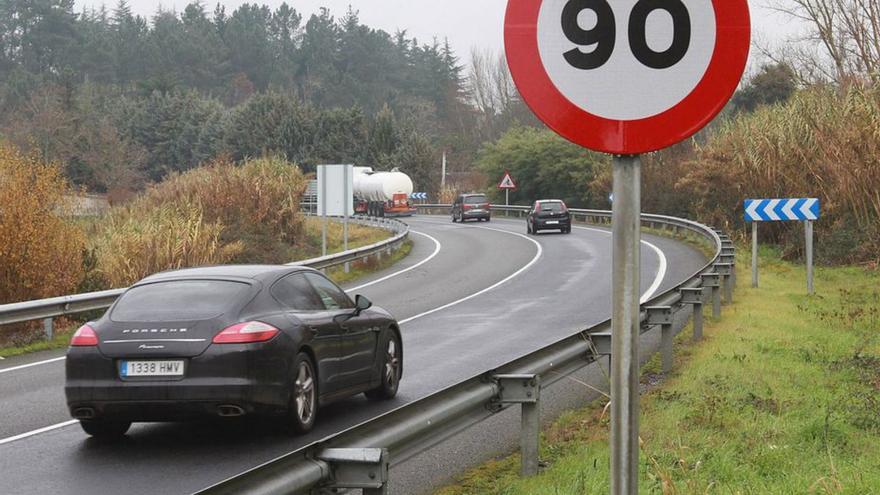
(0, 1, 484, 196)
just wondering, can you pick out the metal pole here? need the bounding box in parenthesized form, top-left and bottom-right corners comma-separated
(344, 165, 350, 273)
(506, 189, 509, 206)
(441, 152, 447, 189)
(692, 303, 703, 341)
(752, 222, 758, 288)
(321, 166, 327, 257)
(611, 155, 640, 495)
(805, 220, 814, 294)
(521, 401, 540, 477)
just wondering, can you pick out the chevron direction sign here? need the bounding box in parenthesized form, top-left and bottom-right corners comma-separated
(744, 198, 820, 222)
(410, 192, 428, 200)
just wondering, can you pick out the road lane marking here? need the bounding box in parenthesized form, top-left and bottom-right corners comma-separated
(410, 217, 668, 303)
(0, 420, 78, 446)
(0, 356, 66, 374)
(400, 226, 543, 324)
(347, 231, 442, 292)
(571, 226, 668, 303)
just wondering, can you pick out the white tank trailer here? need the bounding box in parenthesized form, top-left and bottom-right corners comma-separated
(353, 167, 416, 217)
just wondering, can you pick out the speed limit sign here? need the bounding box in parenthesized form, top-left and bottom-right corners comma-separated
(505, 0, 750, 154)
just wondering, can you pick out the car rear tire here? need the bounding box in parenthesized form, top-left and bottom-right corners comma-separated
(79, 419, 131, 439)
(365, 332, 401, 401)
(287, 353, 318, 434)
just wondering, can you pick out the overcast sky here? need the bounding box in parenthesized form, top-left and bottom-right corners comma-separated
(80, 0, 806, 70)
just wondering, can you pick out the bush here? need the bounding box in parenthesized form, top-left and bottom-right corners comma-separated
(93, 156, 307, 286)
(0, 143, 86, 345)
(0, 143, 86, 303)
(674, 85, 880, 265)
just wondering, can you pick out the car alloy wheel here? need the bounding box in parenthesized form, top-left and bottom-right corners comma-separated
(294, 361, 315, 424)
(288, 353, 317, 433)
(383, 339, 400, 389)
(366, 332, 401, 400)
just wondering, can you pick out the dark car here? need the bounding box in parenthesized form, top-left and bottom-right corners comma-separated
(452, 193, 491, 223)
(65, 265, 402, 439)
(527, 200, 572, 234)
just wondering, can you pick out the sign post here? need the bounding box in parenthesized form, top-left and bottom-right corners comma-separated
(745, 198, 820, 294)
(505, 1, 750, 492)
(498, 170, 517, 206)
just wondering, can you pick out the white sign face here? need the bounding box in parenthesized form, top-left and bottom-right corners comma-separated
(317, 164, 354, 217)
(499, 173, 517, 189)
(536, 0, 716, 121)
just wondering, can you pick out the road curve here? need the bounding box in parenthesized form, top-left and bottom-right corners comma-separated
(0, 215, 705, 495)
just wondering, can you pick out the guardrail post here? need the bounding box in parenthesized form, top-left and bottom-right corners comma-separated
(701, 273, 722, 318)
(721, 245, 736, 288)
(495, 374, 541, 477)
(317, 448, 389, 494)
(720, 253, 736, 292)
(44, 317, 54, 341)
(680, 288, 704, 341)
(646, 307, 674, 373)
(715, 263, 733, 304)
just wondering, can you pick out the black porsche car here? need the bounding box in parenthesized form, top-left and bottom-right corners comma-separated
(65, 265, 402, 438)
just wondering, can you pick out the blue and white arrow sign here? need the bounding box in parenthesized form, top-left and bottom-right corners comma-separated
(410, 192, 428, 200)
(744, 198, 820, 222)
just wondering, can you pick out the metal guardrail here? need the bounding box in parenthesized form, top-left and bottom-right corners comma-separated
(198, 206, 736, 495)
(0, 216, 410, 329)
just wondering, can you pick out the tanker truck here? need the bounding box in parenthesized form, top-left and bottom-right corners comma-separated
(353, 167, 417, 217)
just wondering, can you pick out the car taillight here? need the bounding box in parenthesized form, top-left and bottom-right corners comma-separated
(561, 203, 568, 213)
(213, 322, 279, 344)
(483, 204, 491, 210)
(535, 203, 542, 213)
(71, 324, 98, 347)
(464, 204, 473, 210)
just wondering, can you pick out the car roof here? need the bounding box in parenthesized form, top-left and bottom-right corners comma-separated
(536, 199, 564, 203)
(460, 193, 487, 197)
(138, 265, 315, 285)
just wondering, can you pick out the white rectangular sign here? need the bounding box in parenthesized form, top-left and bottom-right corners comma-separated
(317, 164, 354, 217)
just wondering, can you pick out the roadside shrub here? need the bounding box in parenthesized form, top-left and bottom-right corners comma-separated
(677, 85, 880, 265)
(0, 143, 86, 303)
(0, 143, 86, 345)
(93, 156, 307, 286)
(136, 156, 307, 262)
(94, 205, 245, 288)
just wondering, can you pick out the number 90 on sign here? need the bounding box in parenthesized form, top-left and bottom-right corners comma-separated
(540, 0, 716, 121)
(504, 0, 750, 154)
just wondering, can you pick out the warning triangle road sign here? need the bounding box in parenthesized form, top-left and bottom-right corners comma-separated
(498, 171, 517, 190)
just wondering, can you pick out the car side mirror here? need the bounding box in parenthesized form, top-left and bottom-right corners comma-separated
(355, 295, 372, 315)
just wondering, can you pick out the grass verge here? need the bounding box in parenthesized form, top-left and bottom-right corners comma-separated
(437, 249, 880, 494)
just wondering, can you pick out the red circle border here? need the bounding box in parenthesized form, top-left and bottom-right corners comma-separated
(504, 0, 751, 154)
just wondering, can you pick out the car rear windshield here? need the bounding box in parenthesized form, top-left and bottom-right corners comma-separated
(539, 202, 565, 212)
(111, 280, 250, 322)
(465, 195, 487, 204)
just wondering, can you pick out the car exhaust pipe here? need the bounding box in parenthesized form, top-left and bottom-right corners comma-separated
(72, 407, 95, 420)
(217, 405, 245, 417)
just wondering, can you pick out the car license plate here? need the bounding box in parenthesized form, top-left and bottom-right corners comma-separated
(547, 220, 559, 225)
(120, 360, 184, 378)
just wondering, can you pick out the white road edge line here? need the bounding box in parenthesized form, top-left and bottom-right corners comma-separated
(572, 226, 667, 303)
(347, 231, 442, 292)
(0, 356, 66, 374)
(0, 420, 79, 446)
(411, 218, 668, 303)
(400, 226, 543, 324)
